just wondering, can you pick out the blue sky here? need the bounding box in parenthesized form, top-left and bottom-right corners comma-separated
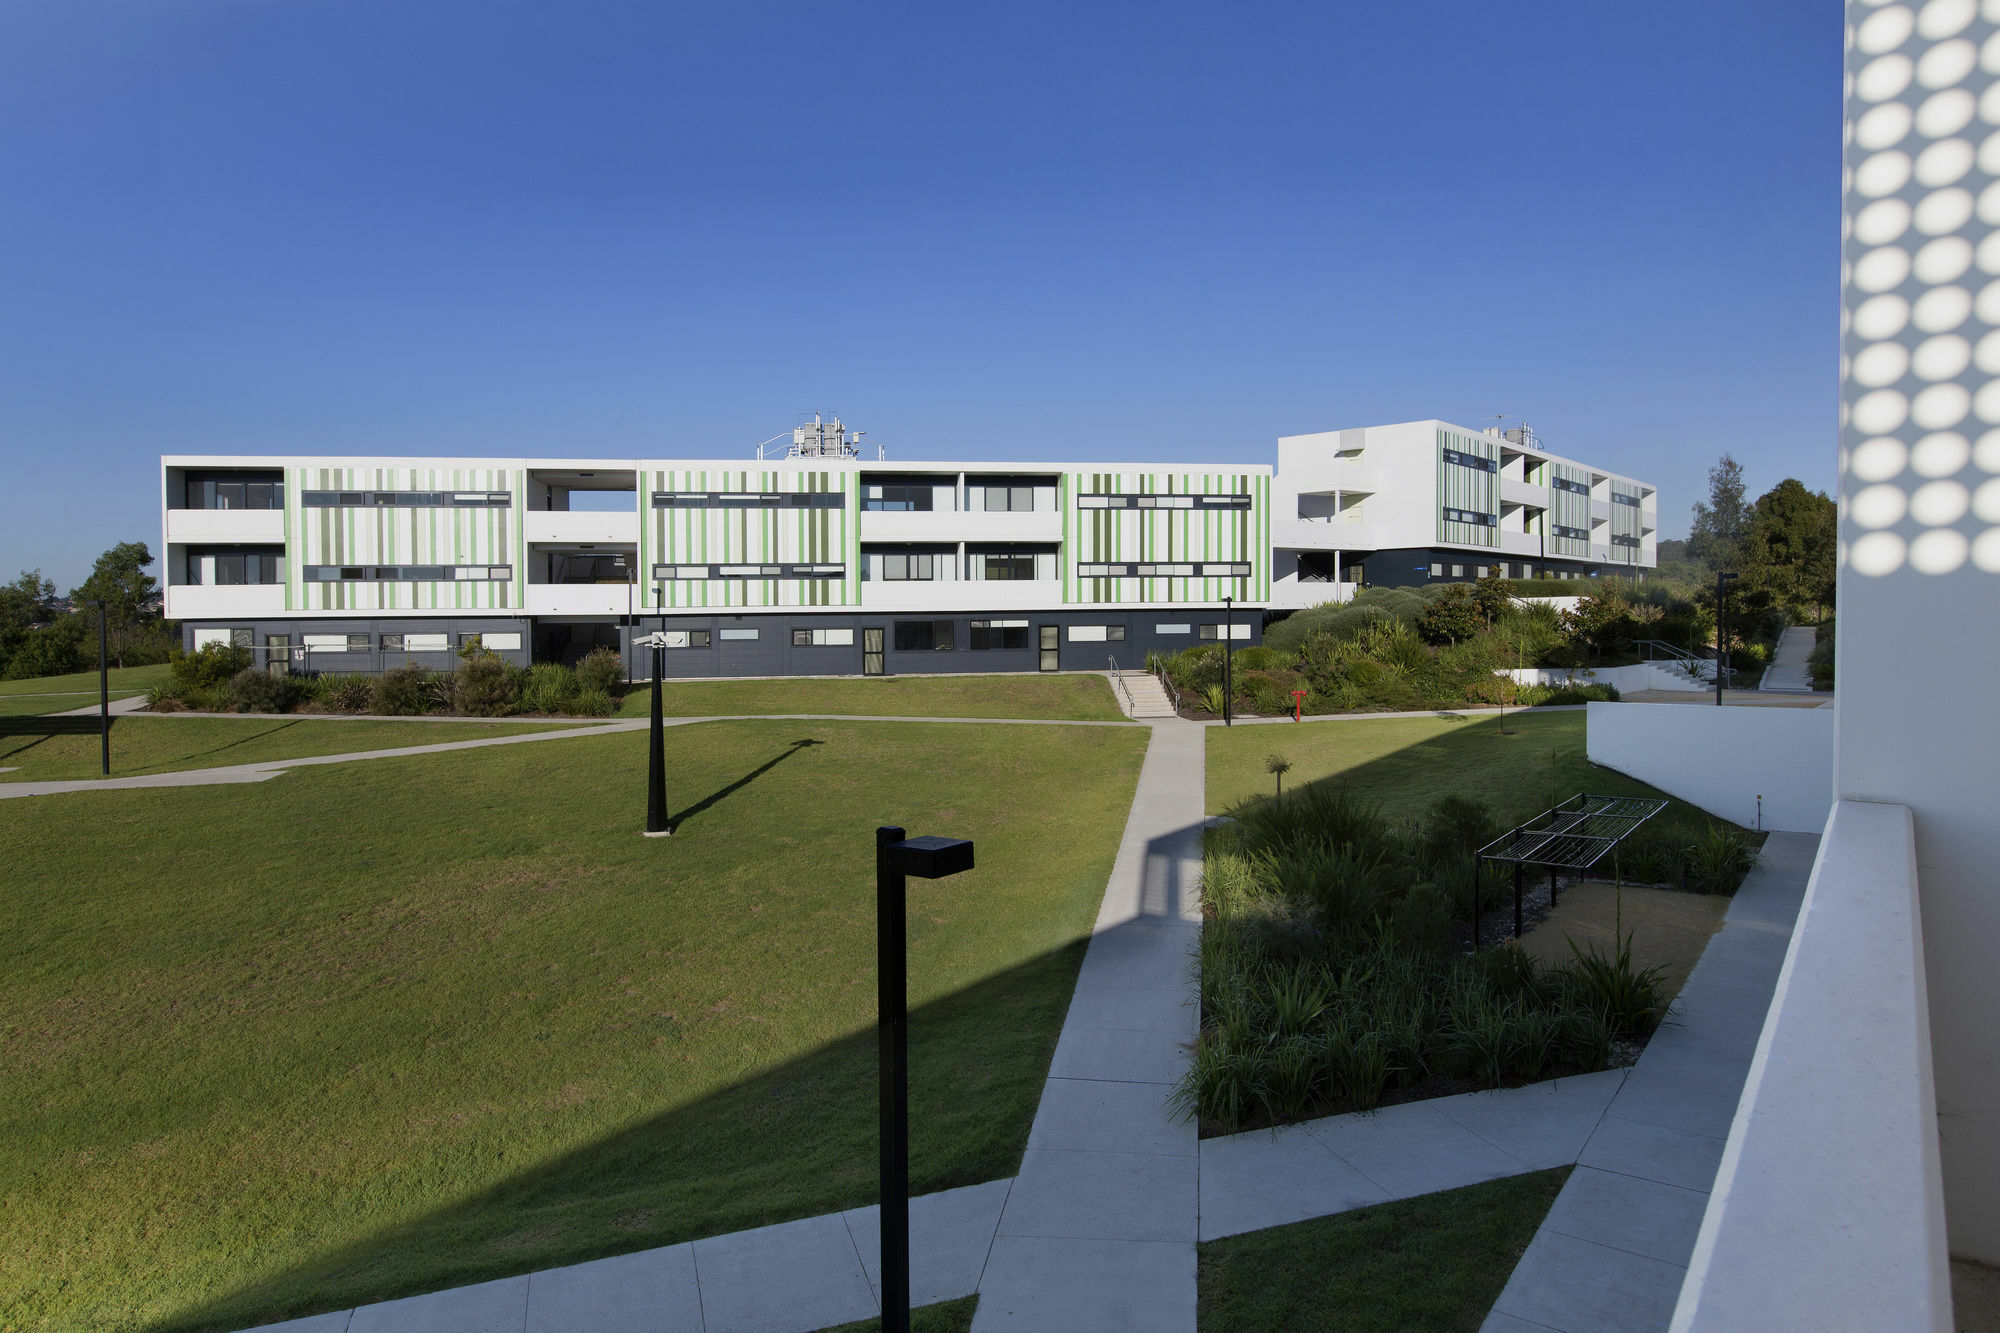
(0, 1, 1837, 588)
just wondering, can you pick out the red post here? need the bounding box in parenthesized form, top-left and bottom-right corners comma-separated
(1291, 689, 1306, 722)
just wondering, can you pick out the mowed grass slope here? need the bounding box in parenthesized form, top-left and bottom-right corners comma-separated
(0, 719, 1148, 1331)
(0, 664, 171, 697)
(0, 715, 591, 783)
(616, 672, 1124, 721)
(1206, 709, 1725, 835)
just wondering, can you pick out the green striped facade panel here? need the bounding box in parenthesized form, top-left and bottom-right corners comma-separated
(1060, 471, 1269, 605)
(1548, 462, 1594, 558)
(285, 466, 521, 613)
(1608, 482, 1644, 564)
(643, 468, 857, 609)
(1435, 429, 1500, 548)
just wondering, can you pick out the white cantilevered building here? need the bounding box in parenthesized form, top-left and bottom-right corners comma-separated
(1268, 418, 1658, 607)
(159, 416, 1653, 677)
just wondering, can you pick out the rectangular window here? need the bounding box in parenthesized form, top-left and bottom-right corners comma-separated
(862, 484, 935, 512)
(346, 633, 371, 652)
(1430, 563, 1445, 577)
(791, 628, 856, 647)
(980, 553, 1035, 581)
(1078, 493, 1251, 510)
(650, 491, 844, 510)
(1452, 565, 1465, 577)
(481, 632, 522, 651)
(653, 563, 845, 581)
(405, 633, 448, 651)
(1441, 447, 1498, 473)
(380, 633, 405, 652)
(301, 490, 509, 508)
(718, 628, 759, 641)
(213, 553, 247, 585)
(1067, 625, 1128, 643)
(1553, 477, 1591, 496)
(1198, 623, 1253, 641)
(1156, 624, 1191, 635)
(894, 620, 954, 651)
(968, 619, 1030, 650)
(1612, 491, 1644, 507)
(877, 552, 937, 581)
(230, 628, 253, 648)
(303, 634, 349, 651)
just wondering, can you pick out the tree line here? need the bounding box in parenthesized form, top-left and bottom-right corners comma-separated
(0, 542, 175, 679)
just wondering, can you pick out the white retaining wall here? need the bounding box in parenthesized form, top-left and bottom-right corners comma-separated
(1501, 662, 1708, 693)
(1584, 701, 1833, 833)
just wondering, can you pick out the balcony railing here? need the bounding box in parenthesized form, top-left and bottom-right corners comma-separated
(165, 509, 286, 544)
(165, 584, 288, 618)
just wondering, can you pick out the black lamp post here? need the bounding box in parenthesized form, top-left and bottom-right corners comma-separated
(636, 631, 671, 835)
(92, 599, 109, 776)
(1714, 571, 1739, 707)
(875, 826, 975, 1333)
(1221, 595, 1234, 727)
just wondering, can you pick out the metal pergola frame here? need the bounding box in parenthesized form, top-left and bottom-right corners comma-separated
(1473, 793, 1668, 944)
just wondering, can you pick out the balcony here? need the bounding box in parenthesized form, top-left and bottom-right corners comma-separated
(166, 508, 285, 545)
(1273, 517, 1371, 551)
(1500, 476, 1547, 509)
(525, 584, 637, 617)
(1591, 498, 1612, 523)
(165, 584, 287, 619)
(524, 510, 639, 544)
(1500, 530, 1541, 557)
(858, 580, 1058, 611)
(858, 508, 1061, 543)
(1281, 455, 1378, 496)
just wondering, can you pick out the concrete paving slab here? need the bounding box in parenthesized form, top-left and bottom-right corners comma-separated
(347, 1276, 528, 1333)
(1198, 1123, 1390, 1241)
(973, 1235, 1194, 1333)
(1489, 1229, 1687, 1332)
(997, 1148, 1196, 1243)
(1428, 1069, 1628, 1171)
(1302, 1099, 1531, 1198)
(1577, 1114, 1727, 1194)
(691, 1211, 877, 1333)
(1060, 983, 1198, 1037)
(250, 1315, 353, 1333)
(1539, 1166, 1710, 1266)
(1078, 919, 1200, 956)
(1605, 1066, 1746, 1140)
(1072, 944, 1192, 992)
(523, 1243, 701, 1333)
(843, 1179, 1011, 1309)
(1480, 1312, 1561, 1332)
(1023, 1076, 1195, 1157)
(1047, 1022, 1191, 1084)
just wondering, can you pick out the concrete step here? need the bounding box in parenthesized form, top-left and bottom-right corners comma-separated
(1111, 672, 1179, 719)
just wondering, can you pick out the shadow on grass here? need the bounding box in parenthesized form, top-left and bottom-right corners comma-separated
(0, 715, 309, 773)
(153, 941, 1086, 1333)
(671, 737, 822, 832)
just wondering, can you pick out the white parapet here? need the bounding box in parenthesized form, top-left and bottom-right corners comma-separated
(1671, 800, 1950, 1332)
(1584, 700, 1833, 834)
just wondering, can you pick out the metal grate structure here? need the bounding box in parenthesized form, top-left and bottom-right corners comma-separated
(1474, 793, 1668, 944)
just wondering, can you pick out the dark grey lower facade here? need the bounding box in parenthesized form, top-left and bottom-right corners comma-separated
(179, 609, 1262, 679)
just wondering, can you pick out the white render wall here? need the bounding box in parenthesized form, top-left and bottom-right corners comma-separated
(1584, 701, 1834, 834)
(1836, 0, 2000, 1265)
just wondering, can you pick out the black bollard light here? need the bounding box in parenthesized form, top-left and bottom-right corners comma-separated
(875, 826, 975, 1333)
(637, 631, 671, 836)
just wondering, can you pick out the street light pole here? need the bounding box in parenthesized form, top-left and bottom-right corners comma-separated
(1714, 571, 1739, 707)
(875, 827, 975, 1333)
(1222, 595, 1234, 727)
(94, 599, 109, 776)
(636, 631, 672, 836)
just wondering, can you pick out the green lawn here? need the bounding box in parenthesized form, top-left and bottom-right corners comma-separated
(0, 663, 172, 697)
(1198, 1168, 1570, 1332)
(616, 672, 1125, 721)
(0, 692, 146, 718)
(0, 715, 592, 783)
(1206, 710, 1726, 835)
(0, 719, 1147, 1332)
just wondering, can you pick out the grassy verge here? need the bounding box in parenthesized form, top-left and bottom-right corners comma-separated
(1206, 710, 1724, 836)
(616, 673, 1125, 721)
(0, 663, 171, 696)
(1198, 1168, 1570, 1332)
(0, 715, 591, 782)
(821, 1294, 979, 1333)
(0, 692, 146, 718)
(1, 719, 1147, 1331)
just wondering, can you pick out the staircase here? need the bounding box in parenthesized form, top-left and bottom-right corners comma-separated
(1111, 670, 1179, 719)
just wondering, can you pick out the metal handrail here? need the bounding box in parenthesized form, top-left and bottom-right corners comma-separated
(1107, 655, 1136, 713)
(1152, 658, 1183, 713)
(1634, 638, 1736, 686)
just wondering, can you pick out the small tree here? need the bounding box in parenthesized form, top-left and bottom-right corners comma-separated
(1417, 584, 1480, 645)
(73, 542, 162, 668)
(1559, 592, 1629, 663)
(1265, 753, 1292, 798)
(1471, 573, 1515, 629)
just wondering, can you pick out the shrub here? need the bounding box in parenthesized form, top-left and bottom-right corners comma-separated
(145, 684, 186, 712)
(522, 662, 581, 714)
(171, 642, 252, 693)
(1417, 584, 1481, 645)
(1199, 683, 1228, 715)
(1244, 675, 1291, 716)
(1687, 825, 1758, 893)
(373, 664, 440, 716)
(569, 686, 616, 717)
(575, 646, 625, 695)
(1231, 645, 1290, 672)
(1389, 881, 1454, 954)
(449, 648, 523, 717)
(226, 667, 298, 714)
(321, 674, 375, 713)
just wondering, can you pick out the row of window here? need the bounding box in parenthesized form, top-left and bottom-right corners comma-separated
(1611, 533, 1643, 548)
(1612, 491, 1644, 507)
(1441, 447, 1499, 473)
(1551, 524, 1590, 541)
(188, 552, 284, 585)
(863, 483, 936, 512)
(186, 478, 284, 510)
(301, 490, 512, 508)
(1075, 562, 1252, 578)
(194, 628, 518, 653)
(653, 491, 845, 510)
(652, 563, 845, 580)
(1552, 476, 1591, 496)
(303, 564, 514, 582)
(1076, 493, 1252, 510)
(1441, 507, 1496, 527)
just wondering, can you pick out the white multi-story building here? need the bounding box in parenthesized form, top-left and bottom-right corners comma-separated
(1269, 418, 1658, 606)
(159, 417, 1653, 676)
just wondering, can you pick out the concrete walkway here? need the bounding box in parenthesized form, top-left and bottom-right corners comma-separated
(1757, 626, 1817, 693)
(0, 714, 1145, 801)
(1482, 832, 1816, 1332)
(46, 692, 150, 718)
